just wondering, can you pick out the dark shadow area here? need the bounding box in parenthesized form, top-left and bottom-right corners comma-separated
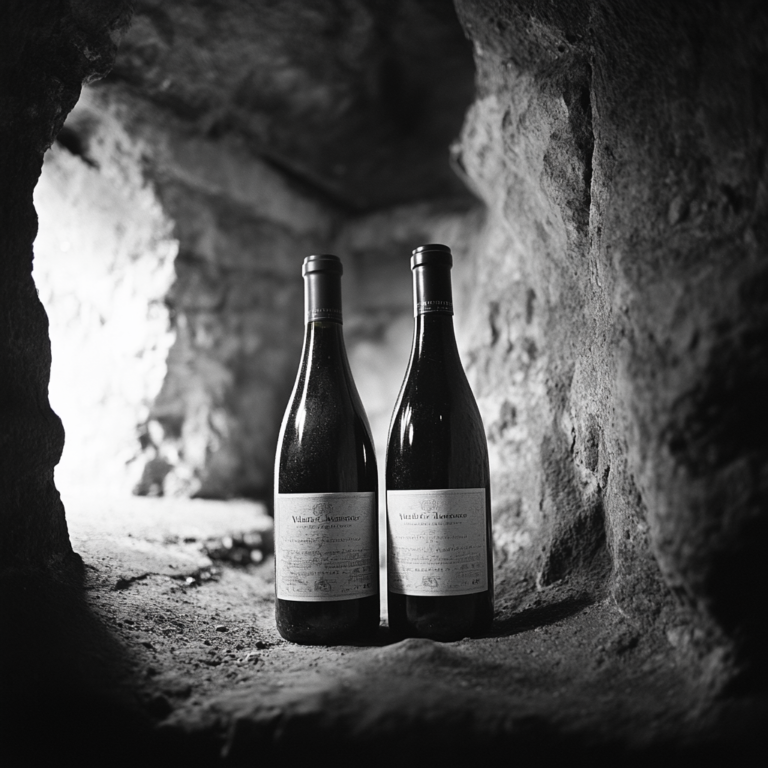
(490, 592, 596, 637)
(289, 725, 765, 768)
(0, 558, 159, 767)
(154, 676, 765, 768)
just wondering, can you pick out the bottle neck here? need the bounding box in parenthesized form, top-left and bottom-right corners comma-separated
(412, 262, 459, 359)
(302, 318, 347, 367)
(412, 264, 453, 317)
(299, 315, 362, 420)
(304, 271, 343, 325)
(412, 266, 461, 365)
(413, 312, 460, 359)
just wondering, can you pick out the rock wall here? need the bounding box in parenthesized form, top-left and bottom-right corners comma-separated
(0, 0, 133, 571)
(33, 104, 177, 498)
(36, 120, 481, 497)
(454, 0, 768, 685)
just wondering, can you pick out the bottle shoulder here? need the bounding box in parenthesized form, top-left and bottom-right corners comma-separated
(276, 326, 377, 493)
(395, 349, 483, 426)
(386, 365, 488, 490)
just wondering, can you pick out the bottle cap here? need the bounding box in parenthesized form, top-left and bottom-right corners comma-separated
(411, 244, 453, 270)
(303, 254, 343, 324)
(411, 244, 453, 315)
(303, 254, 343, 276)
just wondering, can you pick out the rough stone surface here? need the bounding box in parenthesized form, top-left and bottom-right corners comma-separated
(0, 0, 132, 569)
(35, 109, 482, 497)
(34, 127, 177, 497)
(109, 0, 475, 211)
(454, 0, 768, 686)
(3, 501, 763, 767)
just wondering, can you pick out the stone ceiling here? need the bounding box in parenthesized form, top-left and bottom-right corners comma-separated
(106, 0, 476, 211)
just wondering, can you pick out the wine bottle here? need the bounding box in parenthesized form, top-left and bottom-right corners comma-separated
(386, 243, 493, 641)
(274, 254, 379, 644)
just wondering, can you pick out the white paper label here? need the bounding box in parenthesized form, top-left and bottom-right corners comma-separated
(275, 492, 377, 602)
(387, 488, 488, 596)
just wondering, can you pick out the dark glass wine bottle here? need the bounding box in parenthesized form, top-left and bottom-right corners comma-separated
(274, 254, 379, 644)
(386, 244, 493, 641)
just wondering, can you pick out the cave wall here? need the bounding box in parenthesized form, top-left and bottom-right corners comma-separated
(32, 0, 478, 499)
(33, 104, 178, 498)
(0, 0, 133, 570)
(35, 101, 482, 498)
(454, 0, 768, 684)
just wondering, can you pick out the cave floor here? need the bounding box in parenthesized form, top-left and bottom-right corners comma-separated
(4, 495, 761, 767)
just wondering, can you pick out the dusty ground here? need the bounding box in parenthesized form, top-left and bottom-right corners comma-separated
(2, 495, 762, 767)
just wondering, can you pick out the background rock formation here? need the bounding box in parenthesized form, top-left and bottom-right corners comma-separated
(35, 0, 478, 499)
(454, 0, 768, 686)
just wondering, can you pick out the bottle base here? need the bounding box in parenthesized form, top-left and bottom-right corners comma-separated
(387, 591, 493, 642)
(276, 594, 380, 645)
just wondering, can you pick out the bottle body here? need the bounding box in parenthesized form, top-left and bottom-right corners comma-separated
(274, 255, 379, 644)
(386, 245, 493, 641)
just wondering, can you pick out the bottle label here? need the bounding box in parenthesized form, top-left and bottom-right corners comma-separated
(275, 492, 377, 602)
(387, 488, 488, 596)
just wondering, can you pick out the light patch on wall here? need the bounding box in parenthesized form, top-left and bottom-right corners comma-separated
(33, 141, 177, 498)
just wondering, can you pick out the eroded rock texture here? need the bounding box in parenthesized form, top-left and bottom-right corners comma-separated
(0, 0, 133, 570)
(455, 0, 768, 685)
(33, 105, 178, 497)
